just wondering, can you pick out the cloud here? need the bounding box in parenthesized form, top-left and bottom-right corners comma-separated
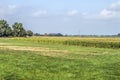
(109, 1, 120, 11)
(0, 5, 17, 16)
(100, 9, 113, 18)
(67, 10, 78, 16)
(8, 5, 16, 10)
(32, 10, 48, 17)
(99, 1, 120, 19)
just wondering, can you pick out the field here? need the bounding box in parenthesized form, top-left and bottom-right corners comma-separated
(0, 37, 120, 80)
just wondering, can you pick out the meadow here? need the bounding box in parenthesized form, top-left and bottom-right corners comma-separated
(0, 37, 120, 80)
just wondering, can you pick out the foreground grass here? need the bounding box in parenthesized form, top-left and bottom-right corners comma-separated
(0, 49, 120, 80)
(0, 38, 120, 80)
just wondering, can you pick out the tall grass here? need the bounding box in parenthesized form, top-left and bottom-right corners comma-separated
(9, 37, 120, 49)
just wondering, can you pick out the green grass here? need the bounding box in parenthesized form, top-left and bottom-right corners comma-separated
(0, 38, 120, 80)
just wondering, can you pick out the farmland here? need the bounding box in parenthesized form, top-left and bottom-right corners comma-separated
(11, 37, 120, 48)
(0, 37, 120, 80)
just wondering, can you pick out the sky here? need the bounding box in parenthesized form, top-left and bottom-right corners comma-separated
(0, 0, 120, 35)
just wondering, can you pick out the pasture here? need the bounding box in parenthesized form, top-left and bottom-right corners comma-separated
(0, 37, 120, 80)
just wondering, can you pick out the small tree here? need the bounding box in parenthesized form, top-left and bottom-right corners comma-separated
(12, 22, 26, 37)
(27, 30, 33, 36)
(118, 33, 120, 36)
(0, 20, 12, 37)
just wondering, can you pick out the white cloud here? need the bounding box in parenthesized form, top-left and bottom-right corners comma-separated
(99, 1, 120, 19)
(110, 1, 120, 11)
(100, 9, 113, 18)
(0, 5, 17, 15)
(32, 10, 47, 17)
(67, 10, 78, 16)
(81, 12, 88, 16)
(8, 5, 16, 10)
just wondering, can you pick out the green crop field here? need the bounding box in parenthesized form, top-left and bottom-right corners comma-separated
(0, 37, 120, 80)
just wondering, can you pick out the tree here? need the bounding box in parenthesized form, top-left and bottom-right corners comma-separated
(118, 33, 120, 36)
(0, 20, 12, 37)
(5, 26, 13, 36)
(34, 33, 41, 36)
(27, 30, 33, 36)
(0, 19, 33, 37)
(12, 22, 27, 37)
(47, 33, 63, 36)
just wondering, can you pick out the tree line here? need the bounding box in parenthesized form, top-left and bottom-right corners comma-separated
(0, 19, 33, 37)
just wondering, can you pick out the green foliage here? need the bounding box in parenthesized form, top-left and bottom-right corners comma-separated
(12, 22, 27, 37)
(0, 20, 12, 37)
(27, 30, 33, 36)
(0, 19, 33, 37)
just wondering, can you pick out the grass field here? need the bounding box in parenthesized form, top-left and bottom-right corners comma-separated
(0, 37, 120, 80)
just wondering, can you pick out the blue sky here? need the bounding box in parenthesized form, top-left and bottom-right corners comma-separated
(0, 0, 120, 35)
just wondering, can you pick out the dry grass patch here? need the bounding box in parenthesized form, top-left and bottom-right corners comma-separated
(0, 43, 10, 46)
(0, 45, 69, 57)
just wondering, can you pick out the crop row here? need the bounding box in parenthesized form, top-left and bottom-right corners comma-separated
(11, 37, 120, 49)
